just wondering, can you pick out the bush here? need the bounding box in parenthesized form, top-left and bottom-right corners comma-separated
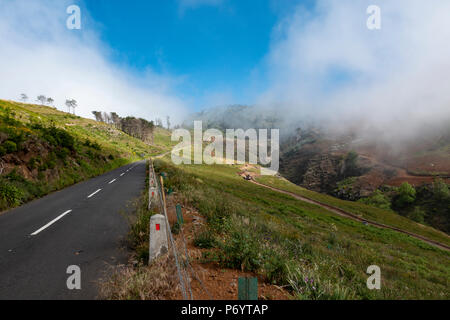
(3, 140, 17, 153)
(263, 253, 288, 285)
(393, 182, 416, 210)
(193, 230, 216, 249)
(56, 147, 70, 160)
(219, 230, 261, 272)
(432, 179, 449, 201)
(0, 180, 23, 207)
(42, 126, 75, 150)
(0, 145, 5, 156)
(47, 159, 56, 170)
(91, 141, 101, 151)
(407, 207, 426, 223)
(358, 190, 391, 210)
(38, 163, 48, 172)
(28, 157, 39, 170)
(171, 222, 180, 235)
(5, 169, 25, 182)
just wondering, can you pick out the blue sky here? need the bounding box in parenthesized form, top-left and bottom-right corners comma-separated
(82, 0, 309, 108)
(1, 0, 448, 133)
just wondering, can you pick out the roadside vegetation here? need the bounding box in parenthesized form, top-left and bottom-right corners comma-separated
(0, 99, 173, 212)
(100, 183, 180, 300)
(150, 158, 449, 300)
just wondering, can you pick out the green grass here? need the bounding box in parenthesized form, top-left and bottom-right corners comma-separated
(256, 175, 450, 247)
(0, 100, 173, 157)
(0, 99, 176, 211)
(153, 158, 450, 299)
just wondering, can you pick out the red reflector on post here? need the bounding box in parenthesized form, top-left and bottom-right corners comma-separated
(156, 224, 160, 231)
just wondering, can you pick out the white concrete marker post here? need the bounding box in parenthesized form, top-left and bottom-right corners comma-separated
(149, 214, 168, 263)
(149, 175, 156, 188)
(148, 186, 158, 210)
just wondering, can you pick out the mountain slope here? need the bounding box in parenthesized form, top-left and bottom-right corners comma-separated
(0, 99, 173, 212)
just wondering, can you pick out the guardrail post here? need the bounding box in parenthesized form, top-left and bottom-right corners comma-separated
(149, 214, 168, 263)
(176, 204, 184, 225)
(149, 186, 159, 210)
(148, 159, 159, 210)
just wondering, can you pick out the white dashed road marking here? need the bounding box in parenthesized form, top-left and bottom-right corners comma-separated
(30, 210, 72, 236)
(87, 189, 102, 198)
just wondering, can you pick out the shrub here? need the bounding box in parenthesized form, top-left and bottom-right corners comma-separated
(0, 180, 23, 207)
(0, 146, 5, 156)
(3, 140, 17, 153)
(432, 179, 449, 201)
(358, 190, 391, 210)
(91, 141, 101, 151)
(171, 222, 180, 235)
(47, 159, 56, 170)
(42, 126, 75, 150)
(193, 230, 216, 249)
(263, 253, 288, 285)
(56, 147, 70, 160)
(407, 207, 426, 223)
(393, 182, 416, 210)
(28, 157, 39, 170)
(38, 163, 48, 172)
(45, 152, 57, 169)
(219, 230, 261, 272)
(5, 169, 25, 182)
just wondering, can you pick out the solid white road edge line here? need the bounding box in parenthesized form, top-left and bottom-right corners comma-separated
(87, 189, 102, 198)
(30, 210, 72, 236)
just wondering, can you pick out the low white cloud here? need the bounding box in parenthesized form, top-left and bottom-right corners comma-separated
(259, 0, 450, 142)
(0, 0, 188, 123)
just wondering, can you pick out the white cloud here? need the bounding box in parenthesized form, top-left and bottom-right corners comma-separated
(0, 0, 188, 123)
(259, 0, 450, 141)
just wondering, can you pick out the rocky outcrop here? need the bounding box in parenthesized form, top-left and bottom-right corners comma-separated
(280, 143, 377, 200)
(301, 154, 342, 193)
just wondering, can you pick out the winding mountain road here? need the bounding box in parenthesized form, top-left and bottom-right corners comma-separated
(0, 160, 146, 300)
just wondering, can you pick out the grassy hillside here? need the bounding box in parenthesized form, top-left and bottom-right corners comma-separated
(0, 99, 174, 211)
(153, 157, 449, 299)
(257, 175, 450, 247)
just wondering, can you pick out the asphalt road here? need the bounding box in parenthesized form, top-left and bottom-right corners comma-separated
(0, 160, 147, 300)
